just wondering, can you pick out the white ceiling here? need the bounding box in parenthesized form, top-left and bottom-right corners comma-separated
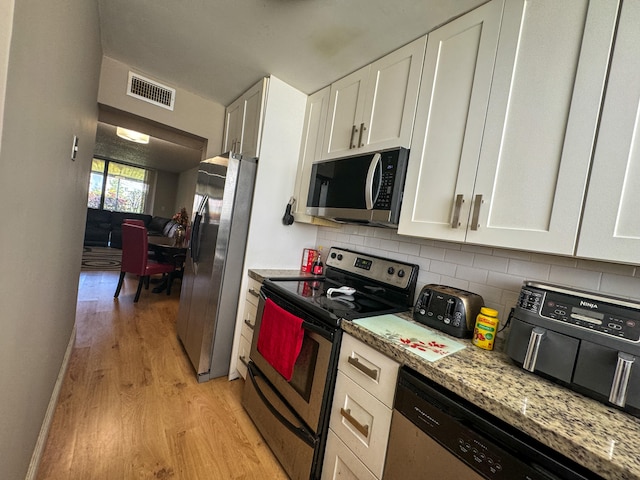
(95, 0, 486, 171)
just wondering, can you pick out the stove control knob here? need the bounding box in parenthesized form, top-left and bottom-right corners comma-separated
(398, 269, 405, 278)
(330, 252, 337, 259)
(337, 254, 343, 261)
(387, 267, 395, 275)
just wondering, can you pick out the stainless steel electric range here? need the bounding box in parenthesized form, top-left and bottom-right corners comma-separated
(241, 247, 419, 480)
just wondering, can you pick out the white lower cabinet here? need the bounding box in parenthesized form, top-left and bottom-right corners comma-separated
(323, 430, 378, 480)
(237, 334, 251, 380)
(322, 334, 399, 479)
(236, 276, 261, 380)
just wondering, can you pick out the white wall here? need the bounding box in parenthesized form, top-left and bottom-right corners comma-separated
(317, 225, 640, 333)
(0, 0, 102, 478)
(98, 56, 226, 158)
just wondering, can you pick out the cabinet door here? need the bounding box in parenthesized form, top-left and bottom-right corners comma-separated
(467, 0, 618, 254)
(237, 334, 251, 380)
(361, 36, 426, 152)
(237, 277, 261, 380)
(223, 97, 242, 154)
(338, 333, 399, 409)
(398, 0, 504, 241)
(322, 66, 369, 159)
(322, 430, 377, 480)
(240, 78, 266, 159)
(329, 371, 392, 479)
(292, 87, 330, 221)
(577, 0, 640, 264)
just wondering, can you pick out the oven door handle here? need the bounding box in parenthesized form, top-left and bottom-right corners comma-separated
(260, 291, 336, 340)
(247, 362, 317, 447)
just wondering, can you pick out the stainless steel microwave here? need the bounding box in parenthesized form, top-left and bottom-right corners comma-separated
(306, 148, 409, 227)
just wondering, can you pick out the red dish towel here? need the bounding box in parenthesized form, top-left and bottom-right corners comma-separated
(257, 298, 305, 382)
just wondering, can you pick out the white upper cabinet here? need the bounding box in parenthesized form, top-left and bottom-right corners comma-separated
(292, 87, 330, 222)
(321, 37, 426, 160)
(222, 78, 266, 158)
(223, 98, 243, 154)
(577, 0, 640, 264)
(399, 0, 618, 256)
(398, 0, 505, 243)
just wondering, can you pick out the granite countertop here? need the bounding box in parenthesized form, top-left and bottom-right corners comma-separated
(342, 314, 640, 480)
(248, 269, 314, 283)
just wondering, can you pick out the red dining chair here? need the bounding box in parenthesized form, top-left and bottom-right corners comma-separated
(114, 223, 176, 303)
(124, 219, 145, 226)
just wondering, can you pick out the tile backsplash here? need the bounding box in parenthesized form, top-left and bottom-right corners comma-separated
(316, 224, 640, 334)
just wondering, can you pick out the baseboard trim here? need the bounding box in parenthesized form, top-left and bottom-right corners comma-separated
(25, 324, 76, 480)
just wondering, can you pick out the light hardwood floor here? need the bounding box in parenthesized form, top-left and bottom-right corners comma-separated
(36, 270, 288, 480)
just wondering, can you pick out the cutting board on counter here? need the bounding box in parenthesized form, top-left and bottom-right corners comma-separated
(353, 314, 466, 362)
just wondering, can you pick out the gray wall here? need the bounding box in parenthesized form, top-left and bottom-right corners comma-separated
(152, 169, 180, 218)
(0, 0, 102, 478)
(176, 165, 199, 218)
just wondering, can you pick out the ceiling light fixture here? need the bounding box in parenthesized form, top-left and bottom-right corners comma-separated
(116, 126, 150, 144)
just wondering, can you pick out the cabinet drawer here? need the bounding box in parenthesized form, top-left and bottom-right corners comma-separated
(338, 334, 399, 408)
(321, 430, 377, 480)
(246, 277, 262, 307)
(329, 371, 392, 478)
(241, 301, 257, 339)
(237, 334, 251, 380)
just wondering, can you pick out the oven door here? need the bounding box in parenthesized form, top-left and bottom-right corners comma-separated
(248, 287, 337, 434)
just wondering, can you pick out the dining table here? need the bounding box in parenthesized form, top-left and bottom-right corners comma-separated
(147, 235, 188, 294)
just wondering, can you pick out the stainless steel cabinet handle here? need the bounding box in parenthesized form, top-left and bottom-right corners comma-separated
(523, 327, 545, 372)
(347, 355, 378, 381)
(470, 194, 483, 231)
(244, 318, 255, 330)
(239, 355, 249, 367)
(340, 408, 369, 438)
(451, 194, 464, 229)
(358, 122, 366, 147)
(248, 288, 260, 298)
(609, 352, 635, 407)
(364, 153, 382, 210)
(350, 125, 357, 149)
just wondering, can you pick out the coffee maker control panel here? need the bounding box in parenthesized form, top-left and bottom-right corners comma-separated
(517, 283, 640, 343)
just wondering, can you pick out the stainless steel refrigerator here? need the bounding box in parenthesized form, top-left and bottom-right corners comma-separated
(176, 152, 257, 382)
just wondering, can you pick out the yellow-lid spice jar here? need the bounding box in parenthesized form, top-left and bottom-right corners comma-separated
(472, 307, 499, 350)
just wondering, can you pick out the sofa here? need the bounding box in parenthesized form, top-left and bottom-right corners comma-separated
(84, 208, 181, 248)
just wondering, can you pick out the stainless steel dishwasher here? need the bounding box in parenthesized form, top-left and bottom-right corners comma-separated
(383, 367, 603, 480)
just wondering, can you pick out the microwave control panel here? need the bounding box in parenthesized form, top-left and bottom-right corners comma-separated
(517, 284, 640, 342)
(374, 153, 400, 210)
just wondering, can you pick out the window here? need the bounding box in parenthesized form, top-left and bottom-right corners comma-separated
(88, 159, 151, 213)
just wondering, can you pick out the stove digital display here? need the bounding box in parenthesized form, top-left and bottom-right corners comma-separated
(354, 257, 372, 270)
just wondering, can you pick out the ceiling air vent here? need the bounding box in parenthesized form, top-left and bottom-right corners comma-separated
(127, 72, 175, 111)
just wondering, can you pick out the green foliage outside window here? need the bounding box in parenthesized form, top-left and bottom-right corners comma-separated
(87, 158, 149, 213)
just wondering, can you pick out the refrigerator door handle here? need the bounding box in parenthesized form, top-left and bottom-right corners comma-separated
(192, 194, 209, 262)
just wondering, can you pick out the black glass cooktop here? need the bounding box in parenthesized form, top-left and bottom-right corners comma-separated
(263, 276, 409, 325)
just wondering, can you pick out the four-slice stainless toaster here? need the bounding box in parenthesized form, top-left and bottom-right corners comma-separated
(413, 284, 485, 338)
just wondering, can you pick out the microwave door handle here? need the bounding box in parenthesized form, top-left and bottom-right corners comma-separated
(365, 153, 382, 210)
